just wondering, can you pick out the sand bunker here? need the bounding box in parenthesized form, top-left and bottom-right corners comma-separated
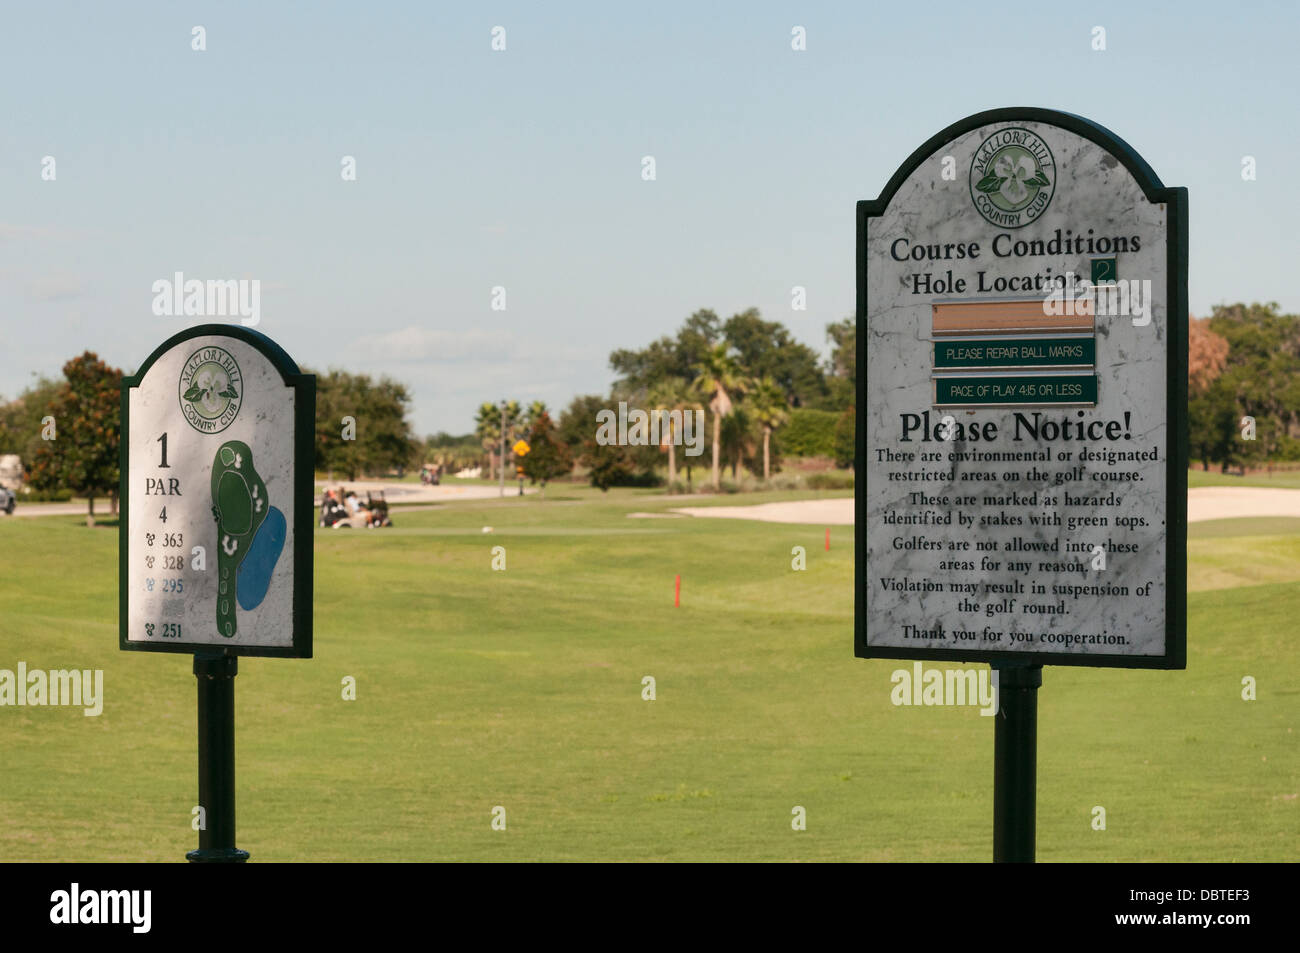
(667, 487, 1300, 526)
(670, 498, 853, 525)
(1186, 486, 1300, 522)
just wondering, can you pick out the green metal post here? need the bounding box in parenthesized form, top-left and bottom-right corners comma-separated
(187, 652, 249, 863)
(992, 662, 1041, 863)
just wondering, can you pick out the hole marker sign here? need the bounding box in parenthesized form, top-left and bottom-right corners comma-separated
(119, 325, 314, 658)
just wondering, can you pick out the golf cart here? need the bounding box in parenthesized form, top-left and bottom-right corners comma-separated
(0, 454, 21, 514)
(319, 488, 392, 528)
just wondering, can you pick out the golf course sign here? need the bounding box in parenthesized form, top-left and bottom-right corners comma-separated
(856, 107, 1188, 670)
(119, 325, 314, 658)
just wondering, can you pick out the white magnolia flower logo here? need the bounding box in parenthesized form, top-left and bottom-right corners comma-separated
(995, 153, 1034, 204)
(975, 145, 1051, 211)
(179, 346, 243, 433)
(184, 364, 239, 418)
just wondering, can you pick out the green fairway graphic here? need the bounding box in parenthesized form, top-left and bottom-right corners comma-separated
(210, 440, 269, 637)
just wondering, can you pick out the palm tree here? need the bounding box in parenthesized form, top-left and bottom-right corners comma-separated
(474, 401, 499, 474)
(647, 376, 698, 489)
(475, 400, 520, 479)
(720, 406, 758, 480)
(749, 376, 790, 481)
(475, 400, 499, 475)
(691, 343, 748, 490)
(524, 400, 548, 432)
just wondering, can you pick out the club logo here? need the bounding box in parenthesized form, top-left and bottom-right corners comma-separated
(969, 127, 1055, 228)
(178, 346, 242, 433)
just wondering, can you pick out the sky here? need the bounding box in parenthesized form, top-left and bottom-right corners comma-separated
(2, 1, 1296, 435)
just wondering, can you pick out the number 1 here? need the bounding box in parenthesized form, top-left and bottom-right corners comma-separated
(157, 432, 170, 468)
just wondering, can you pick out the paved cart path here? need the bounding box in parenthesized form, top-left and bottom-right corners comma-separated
(315, 480, 533, 504)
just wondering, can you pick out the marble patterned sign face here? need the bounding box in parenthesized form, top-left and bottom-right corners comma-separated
(856, 110, 1187, 669)
(120, 327, 313, 658)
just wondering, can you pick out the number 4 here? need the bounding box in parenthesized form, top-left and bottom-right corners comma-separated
(160, 506, 167, 523)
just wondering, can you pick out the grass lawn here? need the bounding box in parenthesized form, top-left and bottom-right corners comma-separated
(0, 486, 1294, 861)
(1188, 468, 1300, 490)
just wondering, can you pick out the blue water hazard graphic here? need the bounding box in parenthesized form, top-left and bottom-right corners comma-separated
(236, 505, 286, 610)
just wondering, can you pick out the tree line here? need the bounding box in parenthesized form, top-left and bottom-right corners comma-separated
(444, 308, 859, 492)
(0, 359, 422, 522)
(1189, 302, 1300, 470)
(0, 301, 1287, 516)
(588, 307, 855, 489)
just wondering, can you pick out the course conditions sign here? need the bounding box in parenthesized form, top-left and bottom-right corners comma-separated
(855, 108, 1187, 669)
(119, 325, 314, 658)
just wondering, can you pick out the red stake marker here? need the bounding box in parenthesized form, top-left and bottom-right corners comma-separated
(674, 574, 681, 608)
(825, 527, 831, 552)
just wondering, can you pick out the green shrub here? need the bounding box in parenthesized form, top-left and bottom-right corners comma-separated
(778, 409, 839, 458)
(807, 471, 854, 490)
(769, 472, 806, 491)
(832, 406, 855, 468)
(22, 487, 74, 502)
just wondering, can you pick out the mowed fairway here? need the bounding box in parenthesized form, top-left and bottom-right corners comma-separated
(0, 487, 1295, 862)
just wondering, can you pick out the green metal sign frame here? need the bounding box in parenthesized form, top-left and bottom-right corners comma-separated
(933, 373, 1098, 407)
(855, 107, 1188, 671)
(934, 337, 1096, 370)
(118, 324, 315, 659)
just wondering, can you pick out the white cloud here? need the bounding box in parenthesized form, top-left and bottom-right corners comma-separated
(331, 325, 608, 433)
(26, 273, 89, 301)
(356, 326, 520, 363)
(0, 223, 95, 242)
